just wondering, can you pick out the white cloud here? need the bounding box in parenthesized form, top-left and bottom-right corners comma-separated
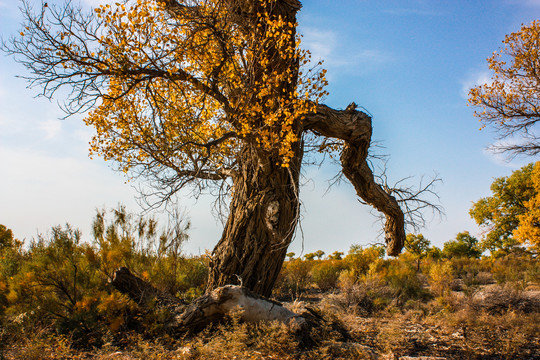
(300, 28, 392, 74)
(39, 119, 63, 139)
(460, 69, 492, 99)
(482, 139, 534, 169)
(300, 28, 336, 62)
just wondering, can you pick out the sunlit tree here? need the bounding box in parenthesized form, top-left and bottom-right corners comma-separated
(404, 233, 430, 271)
(470, 163, 537, 255)
(0, 225, 15, 250)
(3, 0, 430, 296)
(442, 231, 482, 259)
(328, 251, 344, 260)
(513, 161, 540, 253)
(314, 250, 325, 260)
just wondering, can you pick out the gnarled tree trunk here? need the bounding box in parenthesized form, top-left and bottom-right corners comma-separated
(175, 0, 405, 296)
(207, 142, 303, 297)
(304, 104, 405, 256)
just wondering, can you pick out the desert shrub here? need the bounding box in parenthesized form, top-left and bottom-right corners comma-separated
(385, 258, 428, 304)
(526, 261, 540, 286)
(0, 235, 24, 316)
(275, 258, 314, 297)
(311, 260, 346, 291)
(475, 271, 495, 285)
(343, 244, 384, 278)
(92, 206, 200, 298)
(443, 257, 495, 295)
(0, 206, 199, 349)
(336, 257, 427, 314)
(336, 268, 356, 290)
(174, 257, 209, 300)
(490, 254, 538, 289)
(337, 257, 387, 289)
(427, 260, 454, 298)
(448, 257, 477, 279)
(3, 225, 112, 347)
(470, 285, 540, 314)
(336, 279, 394, 316)
(145, 255, 208, 298)
(428, 307, 540, 359)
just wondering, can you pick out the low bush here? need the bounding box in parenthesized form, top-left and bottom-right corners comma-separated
(470, 285, 540, 314)
(428, 260, 454, 298)
(310, 260, 346, 291)
(274, 258, 314, 298)
(490, 255, 538, 288)
(385, 259, 429, 304)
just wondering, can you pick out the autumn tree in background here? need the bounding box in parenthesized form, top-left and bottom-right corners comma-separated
(404, 233, 430, 271)
(0, 225, 16, 250)
(442, 231, 481, 259)
(513, 162, 540, 253)
(469, 21, 540, 157)
(328, 251, 344, 260)
(3, 0, 428, 297)
(470, 162, 539, 256)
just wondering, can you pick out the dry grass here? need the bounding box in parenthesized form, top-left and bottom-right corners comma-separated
(3, 285, 540, 360)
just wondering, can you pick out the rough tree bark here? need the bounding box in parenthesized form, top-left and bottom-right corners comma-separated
(207, 142, 304, 297)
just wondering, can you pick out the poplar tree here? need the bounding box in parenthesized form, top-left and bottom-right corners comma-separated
(5, 0, 409, 296)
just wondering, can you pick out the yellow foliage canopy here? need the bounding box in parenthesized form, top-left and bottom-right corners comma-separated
(74, 0, 328, 172)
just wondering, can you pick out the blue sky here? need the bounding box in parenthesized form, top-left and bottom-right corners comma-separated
(0, 0, 538, 256)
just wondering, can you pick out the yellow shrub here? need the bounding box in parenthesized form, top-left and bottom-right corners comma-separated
(428, 261, 454, 297)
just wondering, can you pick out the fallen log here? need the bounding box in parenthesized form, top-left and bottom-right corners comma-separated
(177, 285, 308, 332)
(110, 267, 308, 334)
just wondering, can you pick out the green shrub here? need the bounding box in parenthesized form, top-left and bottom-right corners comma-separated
(275, 258, 313, 297)
(311, 260, 346, 291)
(491, 255, 538, 289)
(344, 244, 384, 277)
(385, 259, 428, 304)
(1, 206, 199, 348)
(0, 229, 24, 316)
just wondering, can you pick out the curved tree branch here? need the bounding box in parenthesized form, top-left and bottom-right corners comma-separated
(303, 104, 406, 255)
